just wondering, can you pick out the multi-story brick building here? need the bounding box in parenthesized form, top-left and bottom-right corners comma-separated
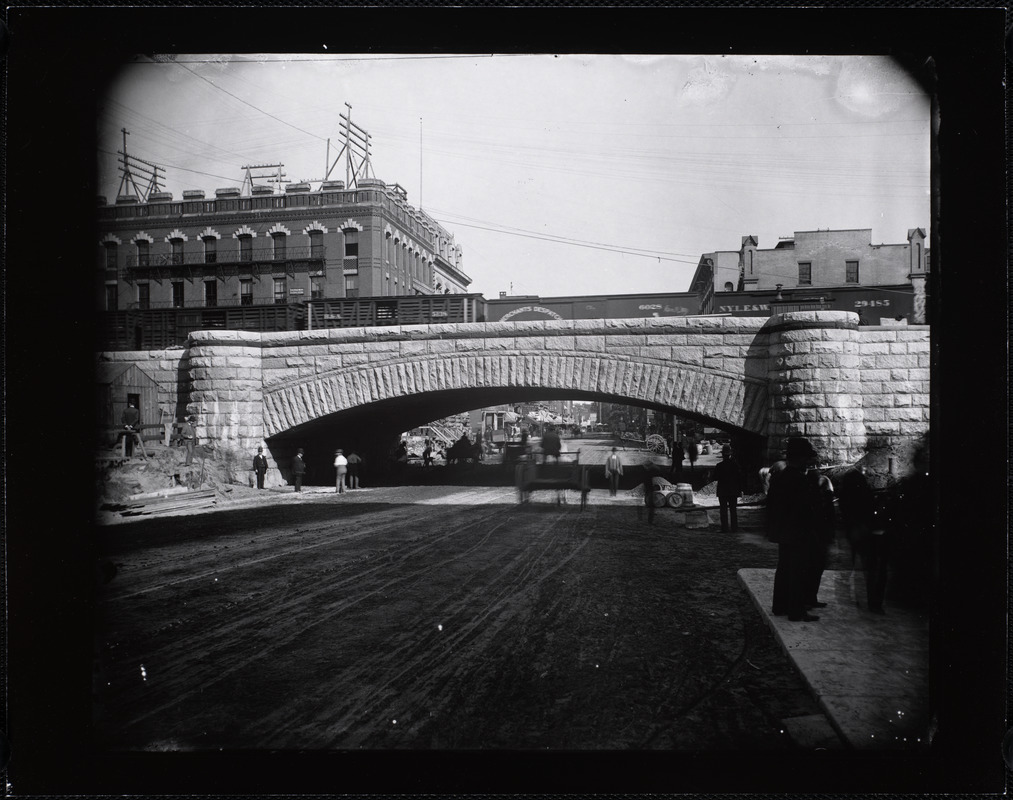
(689, 227, 929, 324)
(97, 175, 470, 346)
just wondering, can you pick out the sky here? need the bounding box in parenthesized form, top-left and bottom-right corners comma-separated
(97, 54, 931, 299)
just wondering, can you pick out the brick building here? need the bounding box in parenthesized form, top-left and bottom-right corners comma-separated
(97, 176, 470, 337)
(689, 228, 929, 324)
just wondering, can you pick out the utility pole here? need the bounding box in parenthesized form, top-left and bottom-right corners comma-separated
(117, 128, 165, 201)
(319, 102, 374, 190)
(241, 163, 287, 195)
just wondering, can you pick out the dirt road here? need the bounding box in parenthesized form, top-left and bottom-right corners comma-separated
(93, 485, 824, 751)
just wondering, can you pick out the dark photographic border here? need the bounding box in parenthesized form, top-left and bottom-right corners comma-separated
(4, 4, 1007, 796)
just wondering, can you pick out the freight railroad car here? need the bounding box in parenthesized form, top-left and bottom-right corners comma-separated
(483, 292, 703, 322)
(306, 293, 487, 328)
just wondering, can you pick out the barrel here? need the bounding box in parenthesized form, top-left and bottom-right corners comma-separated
(675, 482, 694, 506)
(651, 490, 670, 508)
(666, 491, 684, 508)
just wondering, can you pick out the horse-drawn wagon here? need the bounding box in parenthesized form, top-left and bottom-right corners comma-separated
(514, 452, 590, 510)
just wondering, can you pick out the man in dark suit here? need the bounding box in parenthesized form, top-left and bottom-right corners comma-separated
(292, 448, 306, 492)
(713, 444, 745, 533)
(121, 400, 140, 457)
(767, 437, 822, 622)
(253, 446, 269, 489)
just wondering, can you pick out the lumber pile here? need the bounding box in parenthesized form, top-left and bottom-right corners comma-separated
(116, 488, 218, 518)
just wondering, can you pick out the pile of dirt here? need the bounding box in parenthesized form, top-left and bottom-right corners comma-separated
(96, 443, 249, 508)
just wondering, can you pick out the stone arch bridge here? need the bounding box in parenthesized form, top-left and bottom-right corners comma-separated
(101, 312, 929, 486)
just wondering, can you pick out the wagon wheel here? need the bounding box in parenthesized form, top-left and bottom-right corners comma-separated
(666, 491, 685, 508)
(651, 491, 669, 508)
(646, 434, 667, 454)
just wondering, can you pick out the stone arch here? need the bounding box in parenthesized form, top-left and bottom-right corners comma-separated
(100, 233, 122, 246)
(302, 221, 329, 235)
(165, 228, 189, 242)
(130, 232, 155, 245)
(198, 226, 222, 240)
(232, 224, 257, 239)
(262, 351, 768, 439)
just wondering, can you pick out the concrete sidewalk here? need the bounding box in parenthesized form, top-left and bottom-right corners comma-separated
(738, 567, 931, 750)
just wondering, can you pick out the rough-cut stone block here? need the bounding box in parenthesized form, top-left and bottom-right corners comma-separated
(483, 337, 517, 351)
(544, 336, 576, 350)
(866, 420, 903, 436)
(575, 336, 606, 353)
(670, 346, 704, 366)
(453, 338, 486, 352)
(874, 354, 919, 369)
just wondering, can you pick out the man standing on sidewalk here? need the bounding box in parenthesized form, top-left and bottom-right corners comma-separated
(767, 437, 822, 622)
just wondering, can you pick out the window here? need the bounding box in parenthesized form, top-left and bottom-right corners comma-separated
(309, 229, 323, 259)
(104, 242, 118, 270)
(845, 260, 859, 284)
(273, 277, 287, 304)
(137, 283, 150, 310)
(105, 283, 118, 311)
(203, 237, 217, 264)
(136, 240, 150, 266)
(170, 238, 184, 265)
(172, 281, 184, 308)
(204, 280, 218, 307)
(344, 229, 358, 258)
(272, 233, 286, 261)
(239, 235, 253, 263)
(723, 281, 734, 292)
(310, 277, 324, 299)
(240, 279, 253, 306)
(798, 261, 812, 285)
(344, 275, 359, 298)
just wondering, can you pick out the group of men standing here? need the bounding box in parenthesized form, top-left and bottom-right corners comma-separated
(766, 437, 838, 622)
(269, 446, 363, 493)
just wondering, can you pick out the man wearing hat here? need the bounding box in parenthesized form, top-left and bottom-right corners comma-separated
(713, 444, 745, 533)
(253, 446, 269, 489)
(121, 400, 140, 457)
(767, 437, 822, 622)
(292, 448, 306, 492)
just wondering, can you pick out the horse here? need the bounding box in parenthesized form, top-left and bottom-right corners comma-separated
(445, 439, 482, 465)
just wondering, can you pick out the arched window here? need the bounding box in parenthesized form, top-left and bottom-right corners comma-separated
(136, 239, 150, 266)
(203, 236, 217, 264)
(724, 281, 734, 292)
